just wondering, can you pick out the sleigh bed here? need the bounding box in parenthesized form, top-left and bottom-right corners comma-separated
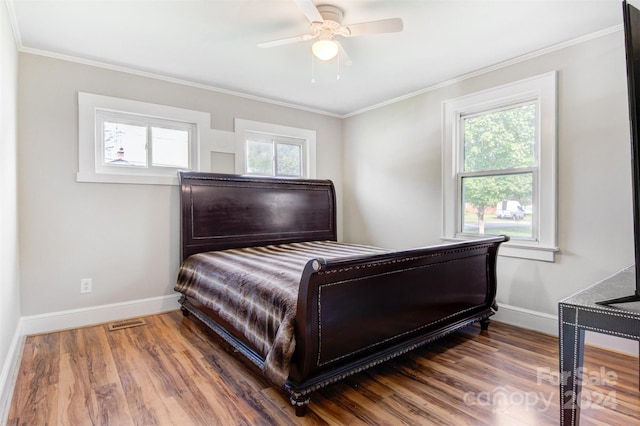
(174, 172, 508, 416)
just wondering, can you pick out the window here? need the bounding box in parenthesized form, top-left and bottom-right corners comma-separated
(245, 132, 305, 177)
(460, 102, 536, 239)
(235, 119, 316, 178)
(442, 72, 557, 261)
(96, 110, 194, 174)
(78, 93, 210, 185)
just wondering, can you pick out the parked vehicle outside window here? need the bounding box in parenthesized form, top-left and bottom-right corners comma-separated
(496, 200, 525, 220)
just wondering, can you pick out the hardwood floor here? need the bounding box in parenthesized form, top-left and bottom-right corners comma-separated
(7, 311, 640, 425)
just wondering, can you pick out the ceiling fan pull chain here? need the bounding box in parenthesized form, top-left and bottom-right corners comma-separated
(336, 54, 340, 81)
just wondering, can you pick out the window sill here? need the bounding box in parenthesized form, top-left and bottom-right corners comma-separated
(441, 237, 558, 262)
(498, 243, 558, 262)
(76, 171, 178, 186)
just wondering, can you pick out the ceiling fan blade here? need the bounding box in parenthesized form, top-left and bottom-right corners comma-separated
(258, 34, 315, 48)
(336, 41, 352, 67)
(344, 18, 403, 37)
(294, 0, 323, 23)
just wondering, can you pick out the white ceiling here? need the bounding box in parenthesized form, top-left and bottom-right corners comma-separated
(8, 0, 624, 116)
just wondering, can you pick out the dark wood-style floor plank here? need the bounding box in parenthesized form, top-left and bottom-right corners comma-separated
(8, 333, 60, 426)
(7, 311, 640, 425)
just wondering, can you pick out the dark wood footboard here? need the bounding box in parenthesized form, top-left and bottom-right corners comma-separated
(287, 235, 507, 413)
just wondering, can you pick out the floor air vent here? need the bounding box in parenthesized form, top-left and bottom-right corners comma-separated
(108, 318, 146, 331)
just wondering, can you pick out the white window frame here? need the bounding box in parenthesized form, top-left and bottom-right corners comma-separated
(442, 72, 558, 262)
(234, 118, 317, 178)
(78, 92, 210, 185)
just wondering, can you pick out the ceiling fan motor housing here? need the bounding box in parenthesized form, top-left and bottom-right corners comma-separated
(312, 5, 349, 36)
(316, 5, 343, 24)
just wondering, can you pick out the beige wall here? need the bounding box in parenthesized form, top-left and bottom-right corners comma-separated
(0, 0, 20, 406)
(12, 19, 637, 342)
(343, 31, 634, 322)
(17, 53, 343, 315)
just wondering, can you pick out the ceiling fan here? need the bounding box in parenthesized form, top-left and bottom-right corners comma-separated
(257, 0, 403, 63)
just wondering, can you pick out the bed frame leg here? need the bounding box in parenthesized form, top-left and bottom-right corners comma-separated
(290, 394, 310, 417)
(480, 318, 490, 330)
(178, 296, 190, 317)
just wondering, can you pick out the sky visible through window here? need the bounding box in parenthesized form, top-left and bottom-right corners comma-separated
(104, 122, 189, 169)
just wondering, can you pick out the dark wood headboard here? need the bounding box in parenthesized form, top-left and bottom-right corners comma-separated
(179, 172, 337, 262)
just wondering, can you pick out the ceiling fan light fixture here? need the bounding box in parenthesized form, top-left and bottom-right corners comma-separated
(312, 38, 339, 61)
(258, 2, 403, 66)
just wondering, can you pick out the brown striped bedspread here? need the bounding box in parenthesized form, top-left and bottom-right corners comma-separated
(174, 241, 388, 387)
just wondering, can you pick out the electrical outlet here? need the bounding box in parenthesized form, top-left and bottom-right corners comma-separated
(80, 278, 93, 294)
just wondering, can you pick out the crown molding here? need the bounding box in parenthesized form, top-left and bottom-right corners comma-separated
(4, 0, 623, 119)
(343, 25, 623, 118)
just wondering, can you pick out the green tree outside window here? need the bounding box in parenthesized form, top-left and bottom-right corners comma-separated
(461, 103, 536, 237)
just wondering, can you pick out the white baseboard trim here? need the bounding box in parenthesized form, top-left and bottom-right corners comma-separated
(0, 319, 24, 426)
(493, 302, 559, 335)
(493, 303, 639, 356)
(21, 293, 181, 336)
